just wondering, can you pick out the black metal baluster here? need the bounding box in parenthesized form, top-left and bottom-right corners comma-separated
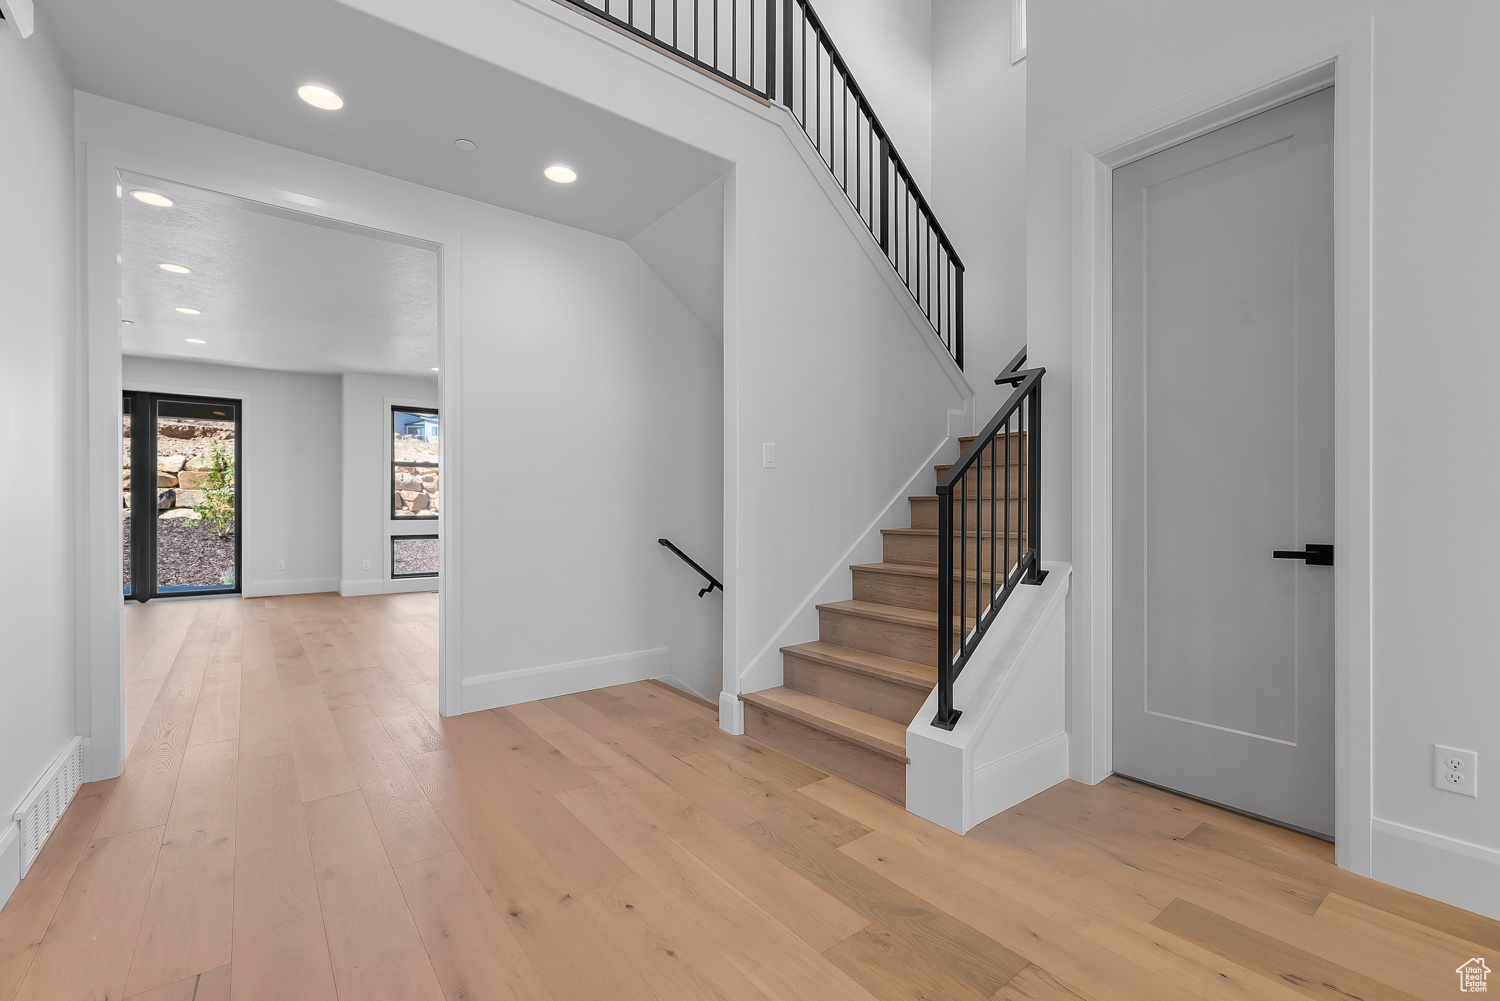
(1027, 381, 1043, 582)
(934, 477, 956, 728)
(800, 17, 806, 125)
(990, 423, 997, 611)
(878, 134, 889, 255)
(730, 0, 736, 79)
(960, 458, 968, 662)
(781, 0, 792, 107)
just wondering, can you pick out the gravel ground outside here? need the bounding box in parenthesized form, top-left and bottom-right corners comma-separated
(123, 515, 237, 590)
(394, 536, 440, 576)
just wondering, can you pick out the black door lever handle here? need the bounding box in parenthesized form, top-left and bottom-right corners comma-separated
(1273, 544, 1333, 566)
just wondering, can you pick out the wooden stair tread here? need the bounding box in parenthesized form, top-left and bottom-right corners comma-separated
(780, 640, 934, 690)
(882, 527, 1024, 538)
(740, 688, 908, 760)
(853, 561, 1005, 580)
(815, 599, 941, 629)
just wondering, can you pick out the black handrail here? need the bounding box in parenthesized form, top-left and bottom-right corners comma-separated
(557, 0, 964, 369)
(932, 347, 1046, 729)
(659, 538, 724, 596)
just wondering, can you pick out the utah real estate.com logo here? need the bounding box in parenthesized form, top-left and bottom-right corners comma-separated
(1458, 958, 1491, 993)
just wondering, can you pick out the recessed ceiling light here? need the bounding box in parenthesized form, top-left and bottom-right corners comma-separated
(184, 338, 207, 345)
(174, 307, 201, 315)
(297, 84, 344, 111)
(130, 190, 174, 207)
(158, 263, 192, 274)
(431, 367, 440, 372)
(121, 319, 134, 325)
(454, 139, 476, 151)
(544, 164, 578, 184)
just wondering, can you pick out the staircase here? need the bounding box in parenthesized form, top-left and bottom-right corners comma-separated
(740, 431, 1028, 803)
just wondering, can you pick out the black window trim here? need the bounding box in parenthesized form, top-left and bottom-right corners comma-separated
(392, 404, 440, 522)
(391, 533, 440, 579)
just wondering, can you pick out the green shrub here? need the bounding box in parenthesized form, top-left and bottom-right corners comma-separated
(195, 439, 236, 536)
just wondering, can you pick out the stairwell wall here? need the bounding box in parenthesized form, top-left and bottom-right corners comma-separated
(337, 0, 973, 726)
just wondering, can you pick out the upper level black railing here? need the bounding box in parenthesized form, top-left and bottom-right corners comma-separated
(560, 0, 964, 368)
(932, 346, 1046, 729)
(659, 538, 724, 596)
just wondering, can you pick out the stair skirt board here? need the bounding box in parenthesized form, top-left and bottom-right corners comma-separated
(463, 647, 669, 712)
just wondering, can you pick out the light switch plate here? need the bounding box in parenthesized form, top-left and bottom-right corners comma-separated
(762, 443, 776, 468)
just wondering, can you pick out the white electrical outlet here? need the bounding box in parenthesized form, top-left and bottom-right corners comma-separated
(362, 559, 371, 571)
(762, 443, 777, 468)
(1433, 744, 1478, 798)
(275, 559, 285, 571)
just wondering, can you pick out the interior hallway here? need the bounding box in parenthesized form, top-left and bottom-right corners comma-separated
(0, 592, 1495, 1001)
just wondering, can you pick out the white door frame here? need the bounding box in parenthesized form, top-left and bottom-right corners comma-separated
(1066, 19, 1375, 872)
(79, 143, 466, 782)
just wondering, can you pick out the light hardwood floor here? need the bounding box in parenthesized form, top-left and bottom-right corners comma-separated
(1, 591, 1495, 1001)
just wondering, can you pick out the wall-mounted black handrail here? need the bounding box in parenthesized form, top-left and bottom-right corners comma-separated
(995, 344, 1029, 385)
(556, 0, 964, 369)
(932, 347, 1046, 730)
(659, 538, 724, 596)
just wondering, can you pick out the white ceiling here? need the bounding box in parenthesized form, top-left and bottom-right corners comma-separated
(46, 0, 730, 241)
(120, 175, 441, 376)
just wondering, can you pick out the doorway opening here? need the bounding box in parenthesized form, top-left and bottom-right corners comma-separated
(122, 391, 242, 600)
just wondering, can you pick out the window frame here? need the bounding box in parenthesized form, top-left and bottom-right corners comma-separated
(391, 404, 440, 522)
(391, 533, 440, 579)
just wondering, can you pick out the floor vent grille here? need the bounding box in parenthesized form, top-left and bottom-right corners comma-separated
(13, 737, 83, 877)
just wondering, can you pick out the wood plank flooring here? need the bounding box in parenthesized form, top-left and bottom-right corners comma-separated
(2, 591, 1495, 1001)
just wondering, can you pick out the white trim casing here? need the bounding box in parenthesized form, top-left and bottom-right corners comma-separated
(1065, 20, 1374, 873)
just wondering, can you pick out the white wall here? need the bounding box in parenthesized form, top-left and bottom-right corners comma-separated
(932, 0, 1027, 418)
(121, 356, 342, 596)
(340, 372, 440, 595)
(807, 0, 934, 192)
(0, 11, 77, 905)
(78, 95, 731, 724)
(1029, 0, 1500, 915)
(629, 177, 724, 339)
(330, 0, 971, 720)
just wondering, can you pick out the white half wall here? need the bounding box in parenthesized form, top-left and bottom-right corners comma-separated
(340, 372, 440, 595)
(0, 8, 78, 909)
(906, 565, 1070, 834)
(122, 356, 343, 596)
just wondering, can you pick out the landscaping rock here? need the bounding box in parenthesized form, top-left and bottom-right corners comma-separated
(158, 471, 178, 487)
(177, 469, 208, 489)
(159, 508, 202, 520)
(157, 489, 175, 509)
(158, 454, 187, 472)
(175, 488, 207, 507)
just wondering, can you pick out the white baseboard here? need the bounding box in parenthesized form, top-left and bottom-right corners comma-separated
(719, 690, 744, 734)
(242, 576, 339, 598)
(0, 822, 18, 912)
(339, 576, 440, 597)
(462, 647, 668, 713)
(972, 733, 1070, 827)
(1372, 817, 1500, 920)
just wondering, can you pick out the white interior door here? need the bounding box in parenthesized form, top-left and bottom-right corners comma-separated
(1111, 88, 1335, 836)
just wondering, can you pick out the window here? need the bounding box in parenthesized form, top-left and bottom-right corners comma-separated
(392, 406, 439, 520)
(392, 534, 439, 578)
(1011, 0, 1027, 63)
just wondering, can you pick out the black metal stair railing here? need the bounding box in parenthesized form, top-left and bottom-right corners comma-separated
(659, 538, 724, 596)
(931, 346, 1046, 730)
(560, 0, 965, 368)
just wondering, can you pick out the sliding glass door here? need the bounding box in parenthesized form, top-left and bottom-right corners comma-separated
(123, 391, 241, 601)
